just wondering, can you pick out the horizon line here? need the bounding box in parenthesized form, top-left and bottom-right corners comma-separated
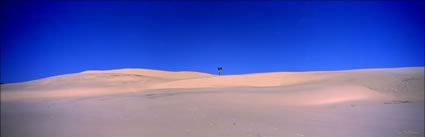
(2, 66, 423, 84)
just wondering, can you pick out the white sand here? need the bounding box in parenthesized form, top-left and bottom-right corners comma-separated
(1, 67, 424, 137)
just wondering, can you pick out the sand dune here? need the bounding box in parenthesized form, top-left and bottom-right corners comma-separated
(1, 69, 215, 100)
(82, 68, 215, 80)
(1, 67, 424, 137)
(2, 67, 423, 102)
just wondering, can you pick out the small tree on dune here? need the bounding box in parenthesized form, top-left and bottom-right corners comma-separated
(217, 67, 222, 76)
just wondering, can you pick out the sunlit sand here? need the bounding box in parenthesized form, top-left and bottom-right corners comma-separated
(1, 67, 424, 137)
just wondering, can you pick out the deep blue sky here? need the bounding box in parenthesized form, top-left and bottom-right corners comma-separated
(1, 1, 424, 83)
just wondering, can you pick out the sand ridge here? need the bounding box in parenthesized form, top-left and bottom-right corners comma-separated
(1, 67, 424, 137)
(1, 67, 423, 104)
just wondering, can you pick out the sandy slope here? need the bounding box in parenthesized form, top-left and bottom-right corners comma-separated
(1, 67, 424, 137)
(1, 69, 215, 100)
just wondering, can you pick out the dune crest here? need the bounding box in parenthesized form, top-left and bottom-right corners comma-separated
(82, 68, 214, 80)
(1, 67, 423, 104)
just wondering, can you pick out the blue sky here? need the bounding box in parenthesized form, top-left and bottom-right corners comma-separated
(1, 1, 424, 83)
